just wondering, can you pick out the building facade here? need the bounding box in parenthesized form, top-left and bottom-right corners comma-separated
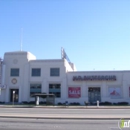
(0, 51, 130, 105)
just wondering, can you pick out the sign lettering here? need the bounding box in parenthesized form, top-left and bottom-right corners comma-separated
(73, 75, 116, 81)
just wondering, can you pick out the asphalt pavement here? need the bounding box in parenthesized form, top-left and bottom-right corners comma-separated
(0, 118, 121, 130)
(0, 108, 129, 119)
(0, 107, 128, 130)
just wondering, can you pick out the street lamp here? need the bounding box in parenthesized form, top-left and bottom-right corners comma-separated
(13, 91, 15, 105)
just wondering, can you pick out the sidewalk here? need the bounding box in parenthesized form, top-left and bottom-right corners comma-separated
(0, 105, 130, 109)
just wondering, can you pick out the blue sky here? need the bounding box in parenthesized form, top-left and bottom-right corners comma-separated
(0, 0, 130, 71)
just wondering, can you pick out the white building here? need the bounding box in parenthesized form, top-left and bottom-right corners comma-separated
(0, 51, 130, 105)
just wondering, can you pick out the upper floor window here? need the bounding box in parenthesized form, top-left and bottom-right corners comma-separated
(10, 68, 19, 76)
(50, 68, 60, 76)
(32, 68, 41, 76)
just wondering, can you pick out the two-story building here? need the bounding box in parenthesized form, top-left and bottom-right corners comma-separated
(0, 51, 130, 105)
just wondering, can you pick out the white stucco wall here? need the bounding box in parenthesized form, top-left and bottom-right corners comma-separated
(2, 51, 36, 102)
(0, 51, 130, 105)
(66, 71, 130, 104)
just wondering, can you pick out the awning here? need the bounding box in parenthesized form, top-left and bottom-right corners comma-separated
(31, 93, 55, 98)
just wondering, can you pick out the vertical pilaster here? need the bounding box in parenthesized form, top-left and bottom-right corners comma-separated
(42, 78, 48, 93)
(61, 78, 67, 99)
(19, 86, 22, 103)
(101, 81, 107, 97)
(5, 87, 9, 102)
(122, 80, 128, 98)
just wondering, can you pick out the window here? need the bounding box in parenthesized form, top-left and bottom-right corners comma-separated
(49, 84, 61, 98)
(10, 68, 19, 76)
(32, 68, 41, 76)
(50, 68, 60, 76)
(30, 84, 41, 96)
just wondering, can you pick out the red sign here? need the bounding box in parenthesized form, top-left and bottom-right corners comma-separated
(68, 87, 81, 98)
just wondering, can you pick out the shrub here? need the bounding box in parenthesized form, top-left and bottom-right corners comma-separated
(22, 101, 28, 104)
(69, 102, 80, 106)
(39, 101, 46, 105)
(0, 102, 5, 104)
(117, 102, 128, 105)
(73, 102, 77, 105)
(76, 102, 80, 105)
(113, 103, 117, 105)
(99, 101, 112, 105)
(104, 101, 112, 105)
(46, 102, 53, 105)
(28, 101, 35, 104)
(58, 102, 63, 105)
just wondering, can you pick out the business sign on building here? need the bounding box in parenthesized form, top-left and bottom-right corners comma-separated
(108, 87, 121, 98)
(73, 75, 116, 81)
(68, 87, 81, 98)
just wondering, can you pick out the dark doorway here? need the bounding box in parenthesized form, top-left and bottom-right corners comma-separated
(10, 89, 19, 102)
(88, 87, 101, 104)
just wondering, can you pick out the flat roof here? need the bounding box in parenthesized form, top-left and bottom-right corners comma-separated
(31, 93, 55, 98)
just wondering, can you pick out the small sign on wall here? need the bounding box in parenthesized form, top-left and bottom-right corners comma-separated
(68, 87, 81, 98)
(108, 87, 121, 98)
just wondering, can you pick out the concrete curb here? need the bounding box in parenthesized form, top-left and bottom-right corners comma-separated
(0, 105, 130, 109)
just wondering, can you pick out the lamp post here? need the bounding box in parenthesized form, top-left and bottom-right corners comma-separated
(13, 91, 15, 105)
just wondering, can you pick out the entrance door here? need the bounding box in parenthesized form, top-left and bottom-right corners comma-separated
(88, 87, 101, 104)
(10, 89, 19, 102)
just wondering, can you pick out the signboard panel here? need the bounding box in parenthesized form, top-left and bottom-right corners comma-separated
(68, 87, 81, 98)
(73, 75, 116, 81)
(108, 87, 121, 98)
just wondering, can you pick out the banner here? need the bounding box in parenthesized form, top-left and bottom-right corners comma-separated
(108, 87, 121, 98)
(68, 87, 81, 98)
